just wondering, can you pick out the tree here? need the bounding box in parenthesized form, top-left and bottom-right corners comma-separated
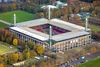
(26, 51, 31, 59)
(0, 63, 4, 67)
(90, 47, 97, 53)
(6, 37, 12, 44)
(31, 64, 36, 67)
(24, 48, 31, 59)
(7, 53, 19, 63)
(13, 38, 18, 46)
(80, 50, 86, 56)
(12, 53, 19, 63)
(1, 36, 5, 42)
(18, 53, 24, 61)
(8, 54, 13, 64)
(0, 56, 4, 63)
(36, 45, 44, 55)
(3, 55, 8, 64)
(30, 51, 37, 58)
(25, 58, 36, 67)
(40, 61, 48, 67)
(28, 41, 35, 50)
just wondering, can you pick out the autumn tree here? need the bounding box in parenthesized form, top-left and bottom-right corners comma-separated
(25, 59, 36, 67)
(18, 53, 24, 61)
(0, 56, 4, 63)
(28, 41, 35, 50)
(36, 45, 44, 55)
(13, 38, 18, 46)
(90, 47, 97, 53)
(0, 63, 4, 67)
(30, 51, 37, 58)
(26, 50, 31, 59)
(23, 47, 31, 59)
(31, 64, 36, 67)
(6, 37, 12, 44)
(12, 53, 19, 63)
(40, 61, 48, 67)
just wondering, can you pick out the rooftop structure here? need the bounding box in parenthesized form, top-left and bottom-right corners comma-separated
(55, 1, 68, 8)
(10, 18, 91, 51)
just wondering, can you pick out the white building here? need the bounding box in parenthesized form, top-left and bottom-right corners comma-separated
(9, 18, 91, 52)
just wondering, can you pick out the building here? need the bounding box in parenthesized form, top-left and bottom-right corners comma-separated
(0, 0, 13, 2)
(89, 18, 100, 25)
(0, 0, 21, 3)
(9, 18, 91, 52)
(80, 0, 93, 3)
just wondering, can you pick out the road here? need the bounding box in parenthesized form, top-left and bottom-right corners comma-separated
(57, 41, 100, 67)
(0, 20, 12, 25)
(58, 52, 100, 67)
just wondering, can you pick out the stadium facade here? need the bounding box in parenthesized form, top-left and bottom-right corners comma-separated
(9, 18, 91, 51)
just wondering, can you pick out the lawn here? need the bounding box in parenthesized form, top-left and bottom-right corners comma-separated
(77, 57, 100, 67)
(0, 41, 17, 55)
(0, 10, 37, 23)
(90, 24, 100, 32)
(0, 22, 8, 28)
(83, 21, 100, 32)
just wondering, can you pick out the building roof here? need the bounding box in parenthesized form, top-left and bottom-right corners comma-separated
(55, 1, 68, 7)
(10, 27, 48, 41)
(10, 18, 90, 42)
(41, 5, 57, 9)
(50, 19, 85, 31)
(16, 18, 48, 27)
(52, 31, 89, 41)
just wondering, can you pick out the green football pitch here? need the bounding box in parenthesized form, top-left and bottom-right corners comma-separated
(0, 42, 17, 55)
(0, 10, 36, 23)
(0, 10, 37, 28)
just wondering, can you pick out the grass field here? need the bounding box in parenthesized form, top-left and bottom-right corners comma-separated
(83, 22, 100, 32)
(90, 24, 100, 32)
(77, 57, 100, 67)
(0, 10, 36, 23)
(0, 41, 17, 55)
(0, 22, 8, 28)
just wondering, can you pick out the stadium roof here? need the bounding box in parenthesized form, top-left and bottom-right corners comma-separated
(52, 31, 89, 41)
(10, 27, 48, 41)
(10, 18, 90, 42)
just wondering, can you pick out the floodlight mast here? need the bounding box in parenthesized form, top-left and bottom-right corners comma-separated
(85, 16, 89, 31)
(41, 5, 57, 20)
(48, 6, 51, 20)
(41, 5, 57, 49)
(49, 26, 52, 49)
(14, 13, 16, 26)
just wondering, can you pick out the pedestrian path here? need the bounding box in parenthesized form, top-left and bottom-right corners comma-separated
(0, 20, 12, 25)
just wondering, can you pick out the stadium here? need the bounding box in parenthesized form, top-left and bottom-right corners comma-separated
(9, 18, 91, 51)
